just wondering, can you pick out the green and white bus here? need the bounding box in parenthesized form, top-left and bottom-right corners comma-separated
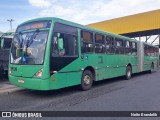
(9, 17, 159, 90)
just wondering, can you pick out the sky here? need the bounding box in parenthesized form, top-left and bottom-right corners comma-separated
(0, 0, 160, 32)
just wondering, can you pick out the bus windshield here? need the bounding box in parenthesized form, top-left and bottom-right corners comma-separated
(10, 30, 48, 65)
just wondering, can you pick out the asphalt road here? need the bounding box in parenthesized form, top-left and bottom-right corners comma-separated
(0, 68, 160, 120)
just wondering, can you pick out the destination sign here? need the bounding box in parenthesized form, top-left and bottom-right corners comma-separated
(17, 20, 52, 32)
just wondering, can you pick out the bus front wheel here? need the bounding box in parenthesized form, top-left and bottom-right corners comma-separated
(125, 66, 132, 80)
(80, 70, 93, 91)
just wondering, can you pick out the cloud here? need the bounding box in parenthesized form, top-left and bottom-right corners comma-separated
(28, 0, 160, 24)
(28, 0, 52, 8)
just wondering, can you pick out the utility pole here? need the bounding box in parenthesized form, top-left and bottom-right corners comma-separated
(7, 19, 14, 30)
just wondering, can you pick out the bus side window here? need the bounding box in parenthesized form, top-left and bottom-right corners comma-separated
(124, 41, 131, 55)
(64, 34, 78, 56)
(131, 42, 137, 56)
(81, 30, 94, 54)
(52, 32, 78, 57)
(115, 38, 124, 54)
(144, 45, 147, 56)
(155, 47, 158, 56)
(95, 34, 105, 54)
(145, 46, 155, 57)
(106, 36, 114, 54)
(150, 47, 154, 56)
(52, 33, 59, 56)
(52, 23, 78, 57)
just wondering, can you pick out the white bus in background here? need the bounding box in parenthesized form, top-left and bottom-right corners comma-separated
(0, 30, 15, 78)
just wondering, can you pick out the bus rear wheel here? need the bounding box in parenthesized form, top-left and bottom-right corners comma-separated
(125, 66, 132, 80)
(80, 70, 93, 91)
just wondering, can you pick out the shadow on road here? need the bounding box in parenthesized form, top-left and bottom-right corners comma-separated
(16, 70, 154, 98)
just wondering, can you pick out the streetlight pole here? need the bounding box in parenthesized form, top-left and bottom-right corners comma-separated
(7, 19, 14, 30)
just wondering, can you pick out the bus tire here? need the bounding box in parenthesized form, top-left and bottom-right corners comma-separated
(80, 70, 93, 91)
(125, 66, 132, 80)
(149, 63, 154, 73)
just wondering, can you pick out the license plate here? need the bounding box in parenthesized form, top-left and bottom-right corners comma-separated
(18, 79, 24, 83)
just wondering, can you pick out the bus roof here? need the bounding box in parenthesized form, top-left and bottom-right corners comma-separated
(18, 17, 138, 42)
(1, 31, 15, 38)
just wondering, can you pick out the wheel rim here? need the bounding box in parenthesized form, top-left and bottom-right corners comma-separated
(127, 70, 131, 78)
(127, 67, 131, 78)
(84, 75, 91, 85)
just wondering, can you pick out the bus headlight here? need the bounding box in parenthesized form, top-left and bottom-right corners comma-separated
(33, 69, 43, 78)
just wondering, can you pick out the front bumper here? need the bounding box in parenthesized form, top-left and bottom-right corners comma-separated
(9, 75, 51, 90)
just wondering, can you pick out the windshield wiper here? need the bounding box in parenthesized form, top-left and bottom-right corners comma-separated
(23, 29, 40, 54)
(27, 29, 40, 47)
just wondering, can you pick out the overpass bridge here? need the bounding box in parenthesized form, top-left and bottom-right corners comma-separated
(87, 9, 160, 46)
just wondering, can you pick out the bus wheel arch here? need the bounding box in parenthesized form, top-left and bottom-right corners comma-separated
(125, 64, 132, 80)
(84, 66, 96, 81)
(80, 66, 95, 91)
